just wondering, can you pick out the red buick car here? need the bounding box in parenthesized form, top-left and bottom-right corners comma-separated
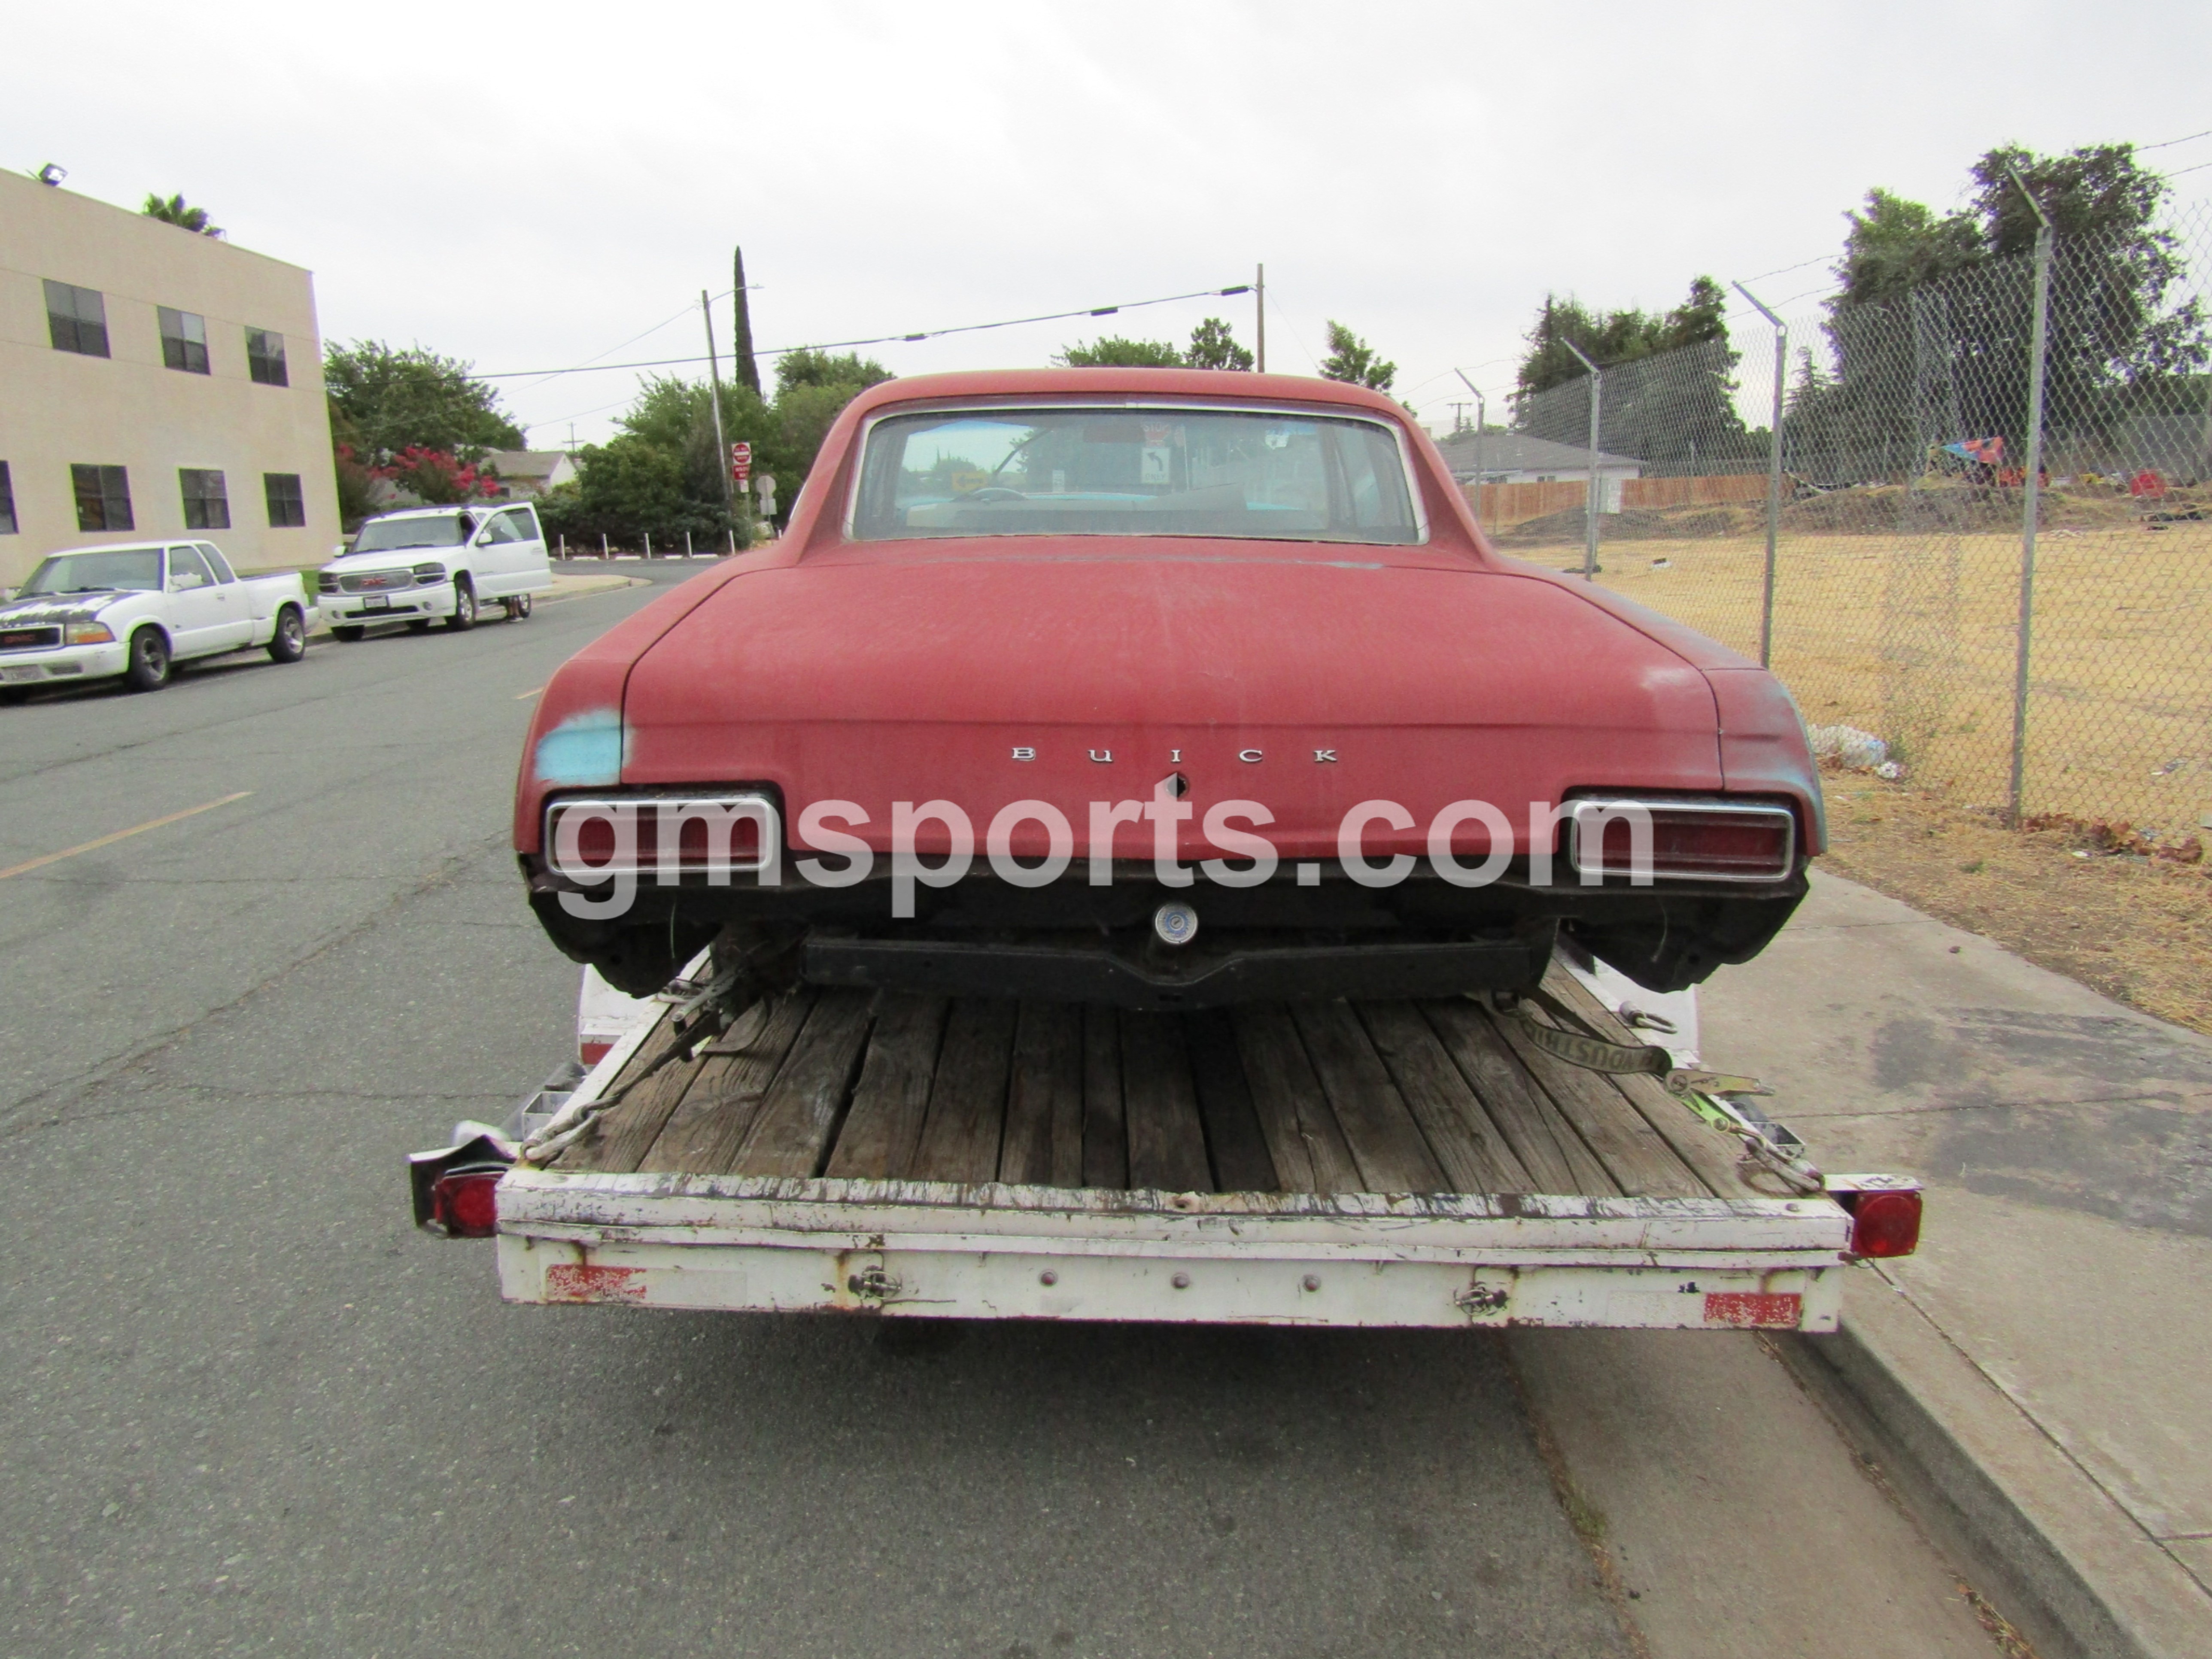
(514, 369, 1821, 1005)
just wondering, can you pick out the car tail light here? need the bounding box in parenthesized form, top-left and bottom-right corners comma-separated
(1568, 798, 1796, 883)
(429, 1167, 504, 1238)
(544, 793, 777, 878)
(1841, 1188, 1922, 1258)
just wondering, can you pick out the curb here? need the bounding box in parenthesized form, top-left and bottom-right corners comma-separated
(1781, 1273, 2209, 1659)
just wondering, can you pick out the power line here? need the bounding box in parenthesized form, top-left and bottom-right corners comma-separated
(2142, 128, 2212, 151)
(473, 283, 1252, 381)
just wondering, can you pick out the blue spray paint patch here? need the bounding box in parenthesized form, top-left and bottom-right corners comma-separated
(534, 708, 628, 786)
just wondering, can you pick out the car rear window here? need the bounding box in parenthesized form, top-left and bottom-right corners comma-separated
(850, 405, 1423, 544)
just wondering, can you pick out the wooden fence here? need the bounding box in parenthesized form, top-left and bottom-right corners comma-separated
(1464, 473, 1768, 528)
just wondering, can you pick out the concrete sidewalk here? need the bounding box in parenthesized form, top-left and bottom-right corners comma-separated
(1701, 871, 2212, 1658)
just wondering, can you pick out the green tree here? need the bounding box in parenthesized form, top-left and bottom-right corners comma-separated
(774, 348, 893, 393)
(1834, 190, 1985, 308)
(1319, 322, 1395, 391)
(324, 341, 525, 462)
(1185, 316, 1254, 371)
(141, 193, 222, 236)
(1056, 335, 1185, 367)
(1516, 277, 1728, 397)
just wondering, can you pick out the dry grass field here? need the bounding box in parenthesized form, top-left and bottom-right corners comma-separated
(1507, 504, 2211, 833)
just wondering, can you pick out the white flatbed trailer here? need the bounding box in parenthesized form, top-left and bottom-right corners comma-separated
(416, 963, 1918, 1331)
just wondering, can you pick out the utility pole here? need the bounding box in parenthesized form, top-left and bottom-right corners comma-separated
(701, 290, 735, 526)
(1255, 263, 1266, 374)
(731, 247, 761, 396)
(1562, 340, 1602, 580)
(1732, 282, 1788, 667)
(1453, 370, 1488, 522)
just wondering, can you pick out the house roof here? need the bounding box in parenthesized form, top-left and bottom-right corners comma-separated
(1432, 430, 1644, 476)
(483, 450, 571, 481)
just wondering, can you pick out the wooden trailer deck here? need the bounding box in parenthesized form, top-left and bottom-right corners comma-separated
(554, 963, 1762, 1204)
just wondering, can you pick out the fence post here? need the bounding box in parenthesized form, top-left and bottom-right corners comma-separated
(2007, 179, 2054, 826)
(1562, 341, 1602, 579)
(1733, 283, 1788, 667)
(601, 533, 609, 559)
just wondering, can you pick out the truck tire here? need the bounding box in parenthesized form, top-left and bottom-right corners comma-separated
(504, 593, 533, 621)
(331, 625, 366, 643)
(266, 605, 306, 663)
(125, 627, 172, 691)
(444, 576, 478, 632)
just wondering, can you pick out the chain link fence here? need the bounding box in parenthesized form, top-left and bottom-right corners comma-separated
(1481, 200, 2212, 835)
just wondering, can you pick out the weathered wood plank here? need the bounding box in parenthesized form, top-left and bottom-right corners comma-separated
(1119, 1011, 1213, 1193)
(1081, 1002, 1127, 1189)
(554, 1009, 694, 1173)
(642, 990, 817, 1174)
(1288, 1001, 1448, 1193)
(1544, 971, 1756, 1199)
(1002, 1001, 1083, 1188)
(823, 994, 948, 1180)
(1486, 1009, 1700, 1197)
(1418, 998, 1605, 1195)
(727, 989, 879, 1178)
(1184, 1009, 1279, 1194)
(909, 998, 1018, 1183)
(1354, 1001, 1532, 1193)
(1231, 1004, 1364, 1194)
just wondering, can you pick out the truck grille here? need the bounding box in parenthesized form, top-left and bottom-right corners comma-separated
(0, 626, 62, 652)
(341, 571, 411, 592)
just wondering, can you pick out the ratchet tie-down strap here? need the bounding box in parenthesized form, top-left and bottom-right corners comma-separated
(1480, 988, 1824, 1194)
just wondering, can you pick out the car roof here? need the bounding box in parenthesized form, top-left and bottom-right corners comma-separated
(47, 542, 182, 556)
(838, 367, 1413, 421)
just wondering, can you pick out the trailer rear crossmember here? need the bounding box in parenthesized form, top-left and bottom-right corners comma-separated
(476, 964, 1905, 1330)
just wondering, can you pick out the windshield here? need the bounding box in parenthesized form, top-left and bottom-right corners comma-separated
(18, 550, 164, 596)
(351, 514, 471, 552)
(851, 405, 1423, 543)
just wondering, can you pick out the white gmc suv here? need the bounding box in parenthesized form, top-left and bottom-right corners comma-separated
(319, 503, 553, 641)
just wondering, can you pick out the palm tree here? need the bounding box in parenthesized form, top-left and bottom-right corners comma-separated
(141, 194, 223, 237)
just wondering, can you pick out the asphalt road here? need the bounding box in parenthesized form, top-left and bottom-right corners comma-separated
(0, 559, 1999, 1658)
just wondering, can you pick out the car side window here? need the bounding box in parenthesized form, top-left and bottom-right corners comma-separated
(168, 545, 213, 590)
(198, 544, 237, 583)
(478, 513, 516, 544)
(501, 508, 539, 542)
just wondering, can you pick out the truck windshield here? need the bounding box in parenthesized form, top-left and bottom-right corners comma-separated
(17, 550, 164, 595)
(352, 514, 471, 552)
(851, 406, 1423, 543)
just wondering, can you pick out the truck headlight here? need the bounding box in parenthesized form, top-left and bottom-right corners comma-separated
(413, 562, 447, 585)
(65, 623, 116, 645)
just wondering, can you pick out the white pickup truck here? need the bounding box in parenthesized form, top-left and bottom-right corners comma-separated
(319, 503, 553, 641)
(411, 954, 1923, 1332)
(0, 540, 312, 694)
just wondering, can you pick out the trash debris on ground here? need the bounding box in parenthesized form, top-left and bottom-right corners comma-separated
(1807, 724, 1890, 770)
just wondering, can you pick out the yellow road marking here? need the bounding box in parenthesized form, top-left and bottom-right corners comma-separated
(516, 686, 543, 700)
(0, 791, 255, 881)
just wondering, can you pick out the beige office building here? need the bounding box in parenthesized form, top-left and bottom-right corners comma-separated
(0, 168, 338, 589)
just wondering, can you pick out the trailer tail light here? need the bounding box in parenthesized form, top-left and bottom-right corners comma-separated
(429, 1167, 504, 1238)
(580, 1039, 614, 1067)
(544, 793, 777, 878)
(1568, 798, 1797, 883)
(1841, 1188, 1922, 1258)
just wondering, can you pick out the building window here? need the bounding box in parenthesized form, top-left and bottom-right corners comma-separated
(180, 469, 231, 530)
(72, 465, 134, 532)
(264, 473, 306, 528)
(0, 462, 16, 535)
(159, 308, 211, 374)
(44, 280, 110, 357)
(246, 328, 289, 386)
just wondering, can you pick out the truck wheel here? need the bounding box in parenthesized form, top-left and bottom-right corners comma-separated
(331, 625, 366, 643)
(504, 593, 533, 621)
(444, 576, 478, 631)
(125, 628, 172, 691)
(266, 606, 307, 663)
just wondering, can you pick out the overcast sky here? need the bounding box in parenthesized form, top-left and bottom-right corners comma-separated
(9, 1, 2209, 448)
